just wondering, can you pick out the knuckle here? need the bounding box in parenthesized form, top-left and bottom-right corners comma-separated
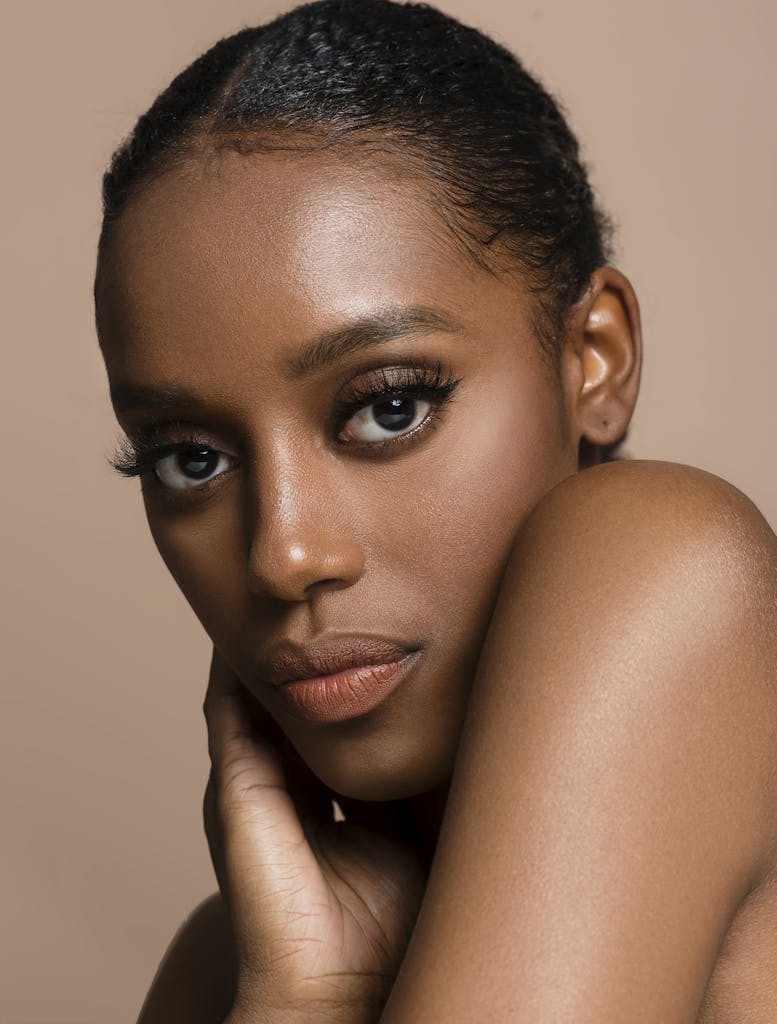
(217, 754, 261, 803)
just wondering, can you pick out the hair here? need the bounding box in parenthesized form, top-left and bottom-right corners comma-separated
(97, 0, 623, 456)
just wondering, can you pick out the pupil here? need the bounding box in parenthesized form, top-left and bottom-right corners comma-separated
(374, 396, 416, 432)
(177, 447, 217, 479)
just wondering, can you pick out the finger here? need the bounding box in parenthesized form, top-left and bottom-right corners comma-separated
(204, 649, 291, 789)
(206, 649, 335, 829)
(202, 676, 286, 912)
(203, 656, 288, 816)
(203, 653, 322, 936)
(203, 766, 228, 895)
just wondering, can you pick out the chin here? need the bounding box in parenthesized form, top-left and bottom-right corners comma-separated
(298, 725, 459, 803)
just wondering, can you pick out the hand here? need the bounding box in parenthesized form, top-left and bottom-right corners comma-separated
(203, 648, 427, 1024)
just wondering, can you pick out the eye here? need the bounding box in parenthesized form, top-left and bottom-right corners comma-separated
(338, 394, 434, 444)
(154, 446, 232, 490)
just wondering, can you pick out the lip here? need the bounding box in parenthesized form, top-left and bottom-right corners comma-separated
(259, 636, 422, 724)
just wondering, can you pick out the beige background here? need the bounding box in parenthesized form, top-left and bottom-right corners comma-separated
(2, 1, 775, 1021)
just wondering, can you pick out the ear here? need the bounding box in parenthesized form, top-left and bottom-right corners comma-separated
(560, 266, 642, 459)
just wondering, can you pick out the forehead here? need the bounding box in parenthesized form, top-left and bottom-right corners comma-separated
(96, 147, 536, 384)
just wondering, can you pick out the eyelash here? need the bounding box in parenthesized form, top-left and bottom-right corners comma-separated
(332, 360, 460, 451)
(110, 426, 220, 480)
(110, 360, 461, 490)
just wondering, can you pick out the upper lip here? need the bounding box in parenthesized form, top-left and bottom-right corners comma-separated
(258, 634, 418, 686)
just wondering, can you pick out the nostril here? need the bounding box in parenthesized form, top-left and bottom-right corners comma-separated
(304, 576, 351, 596)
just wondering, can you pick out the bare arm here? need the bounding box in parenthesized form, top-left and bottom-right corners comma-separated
(380, 460, 777, 1022)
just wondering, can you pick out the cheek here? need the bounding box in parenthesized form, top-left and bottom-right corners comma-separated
(142, 490, 249, 646)
(374, 376, 572, 605)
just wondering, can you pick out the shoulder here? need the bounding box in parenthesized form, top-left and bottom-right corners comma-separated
(478, 458, 777, 879)
(533, 458, 775, 553)
(386, 464, 777, 1020)
(137, 892, 235, 1024)
(513, 459, 777, 623)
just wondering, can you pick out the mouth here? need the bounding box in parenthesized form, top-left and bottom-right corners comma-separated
(259, 635, 423, 724)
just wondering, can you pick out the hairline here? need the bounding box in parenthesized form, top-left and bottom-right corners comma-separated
(97, 125, 579, 372)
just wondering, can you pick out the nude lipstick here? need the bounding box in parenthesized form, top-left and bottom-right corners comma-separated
(260, 637, 422, 724)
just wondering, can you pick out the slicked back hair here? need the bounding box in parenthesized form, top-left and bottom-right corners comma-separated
(97, 0, 614, 359)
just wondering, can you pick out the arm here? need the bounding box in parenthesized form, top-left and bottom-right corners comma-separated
(380, 460, 777, 1023)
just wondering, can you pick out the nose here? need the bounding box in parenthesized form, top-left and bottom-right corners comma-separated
(244, 451, 366, 603)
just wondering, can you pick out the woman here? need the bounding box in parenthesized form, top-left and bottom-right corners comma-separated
(94, 1, 777, 1020)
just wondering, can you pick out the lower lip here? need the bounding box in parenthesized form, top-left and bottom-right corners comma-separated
(275, 652, 422, 724)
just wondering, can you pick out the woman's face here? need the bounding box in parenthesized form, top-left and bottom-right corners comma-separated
(97, 147, 581, 801)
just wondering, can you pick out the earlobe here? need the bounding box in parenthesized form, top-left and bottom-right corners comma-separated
(563, 266, 642, 448)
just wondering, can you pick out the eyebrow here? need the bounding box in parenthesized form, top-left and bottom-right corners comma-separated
(110, 384, 207, 414)
(285, 305, 463, 377)
(110, 305, 464, 413)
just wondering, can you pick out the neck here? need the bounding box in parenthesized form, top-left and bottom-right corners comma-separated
(401, 779, 452, 871)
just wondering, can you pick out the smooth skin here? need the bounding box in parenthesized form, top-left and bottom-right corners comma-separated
(96, 145, 777, 1023)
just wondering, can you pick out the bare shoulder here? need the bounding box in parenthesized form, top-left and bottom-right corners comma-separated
(137, 892, 235, 1024)
(387, 463, 777, 1019)
(517, 459, 777, 613)
(504, 459, 777, 725)
(481, 458, 777, 886)
(490, 457, 777, 866)
(535, 458, 775, 553)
